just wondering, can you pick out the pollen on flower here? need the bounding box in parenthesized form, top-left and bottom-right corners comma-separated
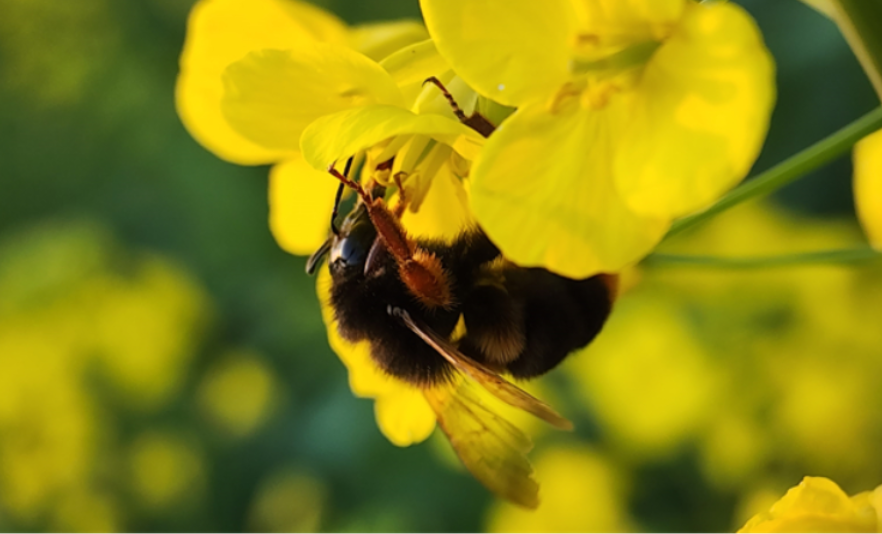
(582, 82, 620, 111)
(497, 83, 505, 91)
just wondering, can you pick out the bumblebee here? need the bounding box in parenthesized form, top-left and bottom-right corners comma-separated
(306, 79, 617, 508)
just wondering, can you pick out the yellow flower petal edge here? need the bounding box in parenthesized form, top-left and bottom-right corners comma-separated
(470, 99, 670, 279)
(177, 0, 347, 164)
(268, 155, 343, 256)
(419, 0, 574, 107)
(221, 44, 404, 153)
(738, 477, 879, 533)
(854, 128, 882, 249)
(379, 39, 450, 89)
(316, 269, 436, 446)
(300, 104, 484, 170)
(614, 2, 776, 218)
(348, 20, 430, 62)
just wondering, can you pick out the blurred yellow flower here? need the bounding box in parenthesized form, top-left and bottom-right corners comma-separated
(0, 220, 215, 528)
(128, 431, 206, 511)
(90, 255, 210, 411)
(566, 296, 719, 459)
(854, 128, 882, 249)
(485, 445, 635, 533)
(197, 349, 279, 437)
(420, 0, 776, 278)
(52, 488, 120, 533)
(248, 469, 327, 532)
(738, 477, 881, 533)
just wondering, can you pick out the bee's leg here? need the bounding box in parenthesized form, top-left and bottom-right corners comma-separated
(392, 171, 408, 218)
(368, 200, 453, 308)
(328, 165, 368, 202)
(329, 161, 453, 308)
(423, 76, 496, 138)
(423, 76, 469, 123)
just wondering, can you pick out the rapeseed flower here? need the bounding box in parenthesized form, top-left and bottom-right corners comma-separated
(420, 0, 776, 277)
(178, 0, 491, 446)
(738, 477, 882, 533)
(854, 129, 882, 249)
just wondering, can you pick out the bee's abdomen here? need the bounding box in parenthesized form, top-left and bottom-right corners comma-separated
(501, 269, 614, 379)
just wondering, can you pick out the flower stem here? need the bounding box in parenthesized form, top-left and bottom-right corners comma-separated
(665, 106, 882, 239)
(833, 0, 882, 100)
(645, 248, 882, 269)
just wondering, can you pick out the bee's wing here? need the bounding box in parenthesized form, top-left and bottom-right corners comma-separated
(392, 307, 572, 430)
(424, 379, 539, 509)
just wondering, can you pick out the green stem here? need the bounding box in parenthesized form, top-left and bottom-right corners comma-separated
(666, 106, 882, 238)
(833, 0, 882, 100)
(645, 248, 882, 269)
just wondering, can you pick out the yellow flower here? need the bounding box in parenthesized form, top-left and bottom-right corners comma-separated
(178, 0, 489, 447)
(177, 0, 432, 255)
(854, 128, 882, 249)
(738, 477, 881, 533)
(485, 445, 635, 532)
(420, 0, 776, 277)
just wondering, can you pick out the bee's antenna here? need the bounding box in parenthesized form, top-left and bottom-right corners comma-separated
(329, 157, 355, 236)
(330, 182, 345, 236)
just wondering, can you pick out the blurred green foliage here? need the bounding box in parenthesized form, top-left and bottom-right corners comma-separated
(0, 0, 880, 532)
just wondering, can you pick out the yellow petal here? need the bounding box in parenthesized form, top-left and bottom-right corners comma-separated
(614, 2, 776, 218)
(348, 20, 429, 62)
(854, 128, 882, 249)
(177, 0, 347, 165)
(470, 101, 670, 278)
(419, 0, 574, 107)
(222, 45, 404, 153)
(374, 388, 436, 447)
(268, 155, 341, 256)
(300, 104, 483, 170)
(316, 269, 436, 446)
(738, 477, 878, 533)
(400, 162, 474, 241)
(379, 39, 449, 88)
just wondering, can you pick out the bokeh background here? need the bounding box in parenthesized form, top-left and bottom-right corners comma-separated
(1, 0, 880, 531)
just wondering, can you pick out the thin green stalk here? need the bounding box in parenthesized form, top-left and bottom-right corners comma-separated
(666, 107, 882, 239)
(834, 0, 882, 100)
(645, 248, 882, 269)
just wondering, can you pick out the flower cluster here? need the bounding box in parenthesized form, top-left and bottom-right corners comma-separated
(177, 0, 777, 448)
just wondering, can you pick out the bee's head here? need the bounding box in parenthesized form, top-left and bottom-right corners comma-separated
(306, 203, 377, 276)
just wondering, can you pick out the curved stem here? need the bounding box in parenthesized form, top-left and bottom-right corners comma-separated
(645, 248, 882, 269)
(665, 107, 882, 239)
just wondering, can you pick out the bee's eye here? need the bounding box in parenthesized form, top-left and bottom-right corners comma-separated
(330, 234, 368, 268)
(329, 210, 377, 272)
